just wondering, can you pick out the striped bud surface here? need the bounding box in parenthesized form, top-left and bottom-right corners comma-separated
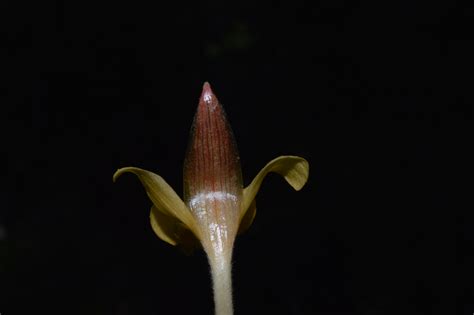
(183, 82, 243, 259)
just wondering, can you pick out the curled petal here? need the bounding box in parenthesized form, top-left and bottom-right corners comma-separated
(113, 167, 200, 244)
(241, 156, 309, 224)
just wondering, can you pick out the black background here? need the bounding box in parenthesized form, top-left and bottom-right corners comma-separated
(1, 1, 471, 314)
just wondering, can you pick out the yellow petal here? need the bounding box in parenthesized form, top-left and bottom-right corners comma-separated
(150, 205, 181, 245)
(150, 206, 200, 253)
(113, 167, 200, 243)
(237, 198, 256, 234)
(241, 156, 309, 223)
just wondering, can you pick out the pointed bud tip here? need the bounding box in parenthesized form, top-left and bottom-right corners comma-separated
(200, 81, 215, 105)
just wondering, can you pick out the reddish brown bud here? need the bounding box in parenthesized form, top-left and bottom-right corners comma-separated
(183, 82, 243, 256)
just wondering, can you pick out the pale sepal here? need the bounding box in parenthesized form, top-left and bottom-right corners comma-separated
(237, 199, 256, 234)
(240, 156, 309, 223)
(150, 206, 200, 253)
(150, 205, 180, 246)
(113, 167, 201, 243)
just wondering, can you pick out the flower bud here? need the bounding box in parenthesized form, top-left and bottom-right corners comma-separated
(183, 82, 243, 258)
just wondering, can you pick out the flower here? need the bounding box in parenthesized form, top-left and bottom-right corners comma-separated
(113, 82, 309, 315)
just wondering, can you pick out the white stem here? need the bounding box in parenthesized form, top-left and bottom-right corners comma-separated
(208, 251, 233, 315)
